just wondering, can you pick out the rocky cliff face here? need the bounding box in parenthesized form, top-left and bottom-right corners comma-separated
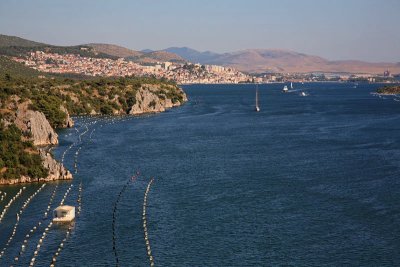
(129, 86, 187, 115)
(0, 83, 185, 185)
(14, 100, 58, 146)
(0, 149, 72, 185)
(60, 105, 74, 128)
(39, 149, 72, 181)
(1, 99, 73, 185)
(0, 148, 72, 185)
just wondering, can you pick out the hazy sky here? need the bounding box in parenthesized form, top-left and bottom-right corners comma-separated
(0, 0, 399, 62)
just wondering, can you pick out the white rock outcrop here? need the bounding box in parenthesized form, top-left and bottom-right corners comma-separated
(14, 101, 58, 146)
(128, 86, 186, 115)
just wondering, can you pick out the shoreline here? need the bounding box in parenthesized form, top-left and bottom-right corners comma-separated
(0, 97, 187, 186)
(179, 81, 400, 85)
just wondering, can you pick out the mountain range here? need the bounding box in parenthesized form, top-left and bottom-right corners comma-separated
(1, 34, 399, 74)
(163, 47, 400, 74)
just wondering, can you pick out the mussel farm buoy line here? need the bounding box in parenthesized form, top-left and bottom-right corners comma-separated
(77, 182, 83, 216)
(143, 178, 155, 267)
(112, 172, 139, 267)
(0, 190, 6, 203)
(0, 184, 46, 262)
(11, 184, 59, 265)
(0, 187, 26, 224)
(29, 184, 73, 266)
(46, 124, 89, 266)
(49, 223, 73, 267)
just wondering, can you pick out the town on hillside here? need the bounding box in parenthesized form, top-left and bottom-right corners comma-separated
(11, 50, 399, 84)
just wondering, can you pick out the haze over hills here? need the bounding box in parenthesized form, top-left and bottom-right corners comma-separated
(163, 47, 400, 74)
(87, 43, 142, 58)
(164, 47, 220, 64)
(0, 34, 45, 47)
(87, 43, 186, 63)
(0, 34, 399, 74)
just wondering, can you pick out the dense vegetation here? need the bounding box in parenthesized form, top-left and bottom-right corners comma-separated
(0, 66, 185, 181)
(0, 56, 45, 78)
(0, 74, 183, 128)
(0, 45, 118, 59)
(0, 118, 48, 180)
(0, 34, 117, 59)
(377, 85, 400, 94)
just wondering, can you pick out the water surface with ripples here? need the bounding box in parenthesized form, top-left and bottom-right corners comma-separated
(0, 83, 400, 266)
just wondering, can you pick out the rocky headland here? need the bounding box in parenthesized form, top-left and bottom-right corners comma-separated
(0, 76, 187, 184)
(377, 85, 400, 95)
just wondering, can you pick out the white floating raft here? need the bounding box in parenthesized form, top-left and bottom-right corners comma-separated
(53, 205, 75, 222)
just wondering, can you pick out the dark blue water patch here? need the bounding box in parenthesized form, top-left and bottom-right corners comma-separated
(0, 83, 399, 266)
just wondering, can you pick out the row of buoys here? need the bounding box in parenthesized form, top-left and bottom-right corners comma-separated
(0, 187, 26, 224)
(0, 184, 46, 262)
(28, 178, 74, 267)
(59, 184, 73, 206)
(26, 123, 86, 266)
(61, 141, 76, 164)
(61, 123, 87, 164)
(74, 146, 82, 174)
(0, 190, 6, 203)
(46, 123, 88, 266)
(112, 172, 139, 266)
(143, 178, 155, 267)
(29, 220, 53, 266)
(89, 128, 96, 141)
(29, 177, 76, 266)
(11, 184, 59, 265)
(74, 123, 90, 174)
(77, 182, 83, 216)
(78, 124, 89, 142)
(48, 123, 90, 266)
(49, 223, 73, 267)
(61, 123, 82, 164)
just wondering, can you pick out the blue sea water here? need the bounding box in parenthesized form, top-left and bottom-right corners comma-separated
(0, 83, 400, 266)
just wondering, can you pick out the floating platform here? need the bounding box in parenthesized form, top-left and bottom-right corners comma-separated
(53, 205, 75, 222)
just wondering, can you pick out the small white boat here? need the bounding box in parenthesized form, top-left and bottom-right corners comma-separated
(282, 85, 289, 93)
(290, 82, 293, 89)
(255, 84, 260, 112)
(53, 205, 75, 222)
(300, 92, 308, 97)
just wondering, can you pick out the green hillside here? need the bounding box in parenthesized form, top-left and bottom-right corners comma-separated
(0, 34, 45, 47)
(0, 34, 117, 59)
(0, 56, 44, 78)
(88, 43, 143, 58)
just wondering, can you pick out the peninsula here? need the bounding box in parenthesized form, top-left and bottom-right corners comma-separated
(377, 85, 400, 95)
(0, 74, 187, 185)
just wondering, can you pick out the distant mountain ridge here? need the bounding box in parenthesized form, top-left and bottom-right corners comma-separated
(86, 43, 185, 63)
(0, 34, 45, 47)
(164, 47, 219, 63)
(1, 34, 399, 74)
(162, 47, 400, 74)
(0, 34, 185, 64)
(87, 43, 142, 58)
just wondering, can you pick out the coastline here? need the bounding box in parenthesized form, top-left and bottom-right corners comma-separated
(179, 81, 400, 86)
(0, 78, 188, 185)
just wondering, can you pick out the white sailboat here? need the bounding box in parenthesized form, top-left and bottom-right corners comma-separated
(282, 85, 289, 93)
(255, 84, 260, 112)
(290, 82, 293, 89)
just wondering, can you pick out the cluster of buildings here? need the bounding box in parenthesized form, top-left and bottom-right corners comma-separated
(13, 51, 251, 84)
(254, 72, 398, 83)
(12, 51, 397, 84)
(13, 51, 144, 77)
